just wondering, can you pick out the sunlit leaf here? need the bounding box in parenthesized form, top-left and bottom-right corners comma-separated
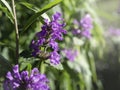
(45, 60, 64, 70)
(60, 71, 72, 90)
(51, 63, 64, 70)
(0, 4, 13, 22)
(0, 0, 14, 22)
(1, 0, 13, 15)
(26, 63, 32, 73)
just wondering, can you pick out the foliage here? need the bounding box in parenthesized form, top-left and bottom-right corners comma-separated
(0, 0, 105, 90)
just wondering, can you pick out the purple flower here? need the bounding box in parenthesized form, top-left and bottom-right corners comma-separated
(50, 51, 60, 65)
(107, 27, 120, 36)
(80, 14, 93, 30)
(52, 12, 62, 21)
(3, 65, 50, 90)
(72, 29, 81, 35)
(72, 14, 93, 39)
(73, 19, 80, 26)
(81, 29, 91, 39)
(30, 12, 66, 65)
(49, 39, 58, 51)
(62, 49, 78, 62)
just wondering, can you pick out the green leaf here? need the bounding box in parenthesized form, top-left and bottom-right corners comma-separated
(60, 71, 72, 90)
(20, 2, 50, 24)
(0, 54, 12, 77)
(73, 37, 84, 46)
(87, 52, 97, 82)
(0, 42, 14, 50)
(0, 4, 13, 22)
(45, 60, 64, 70)
(19, 2, 39, 12)
(26, 63, 32, 73)
(51, 63, 64, 70)
(20, 50, 32, 58)
(21, 0, 62, 33)
(1, 0, 13, 14)
(0, 0, 14, 22)
(0, 42, 7, 46)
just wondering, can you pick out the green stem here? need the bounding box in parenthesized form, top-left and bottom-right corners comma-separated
(39, 61, 46, 74)
(12, 0, 19, 64)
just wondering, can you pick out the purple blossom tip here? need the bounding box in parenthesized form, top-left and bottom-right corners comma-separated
(72, 14, 93, 39)
(62, 49, 78, 62)
(80, 14, 93, 30)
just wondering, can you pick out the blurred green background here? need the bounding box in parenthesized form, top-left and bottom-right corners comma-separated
(95, 0, 120, 90)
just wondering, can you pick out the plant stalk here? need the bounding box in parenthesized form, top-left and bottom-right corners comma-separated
(12, 0, 19, 64)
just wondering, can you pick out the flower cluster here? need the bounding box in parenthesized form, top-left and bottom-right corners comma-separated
(62, 49, 78, 62)
(72, 14, 93, 39)
(3, 65, 50, 90)
(30, 12, 67, 65)
(107, 27, 120, 37)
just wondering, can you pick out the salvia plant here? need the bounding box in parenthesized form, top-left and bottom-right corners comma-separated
(4, 65, 50, 90)
(0, 0, 105, 90)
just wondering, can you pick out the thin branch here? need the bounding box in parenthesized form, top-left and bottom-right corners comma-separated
(12, 0, 19, 64)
